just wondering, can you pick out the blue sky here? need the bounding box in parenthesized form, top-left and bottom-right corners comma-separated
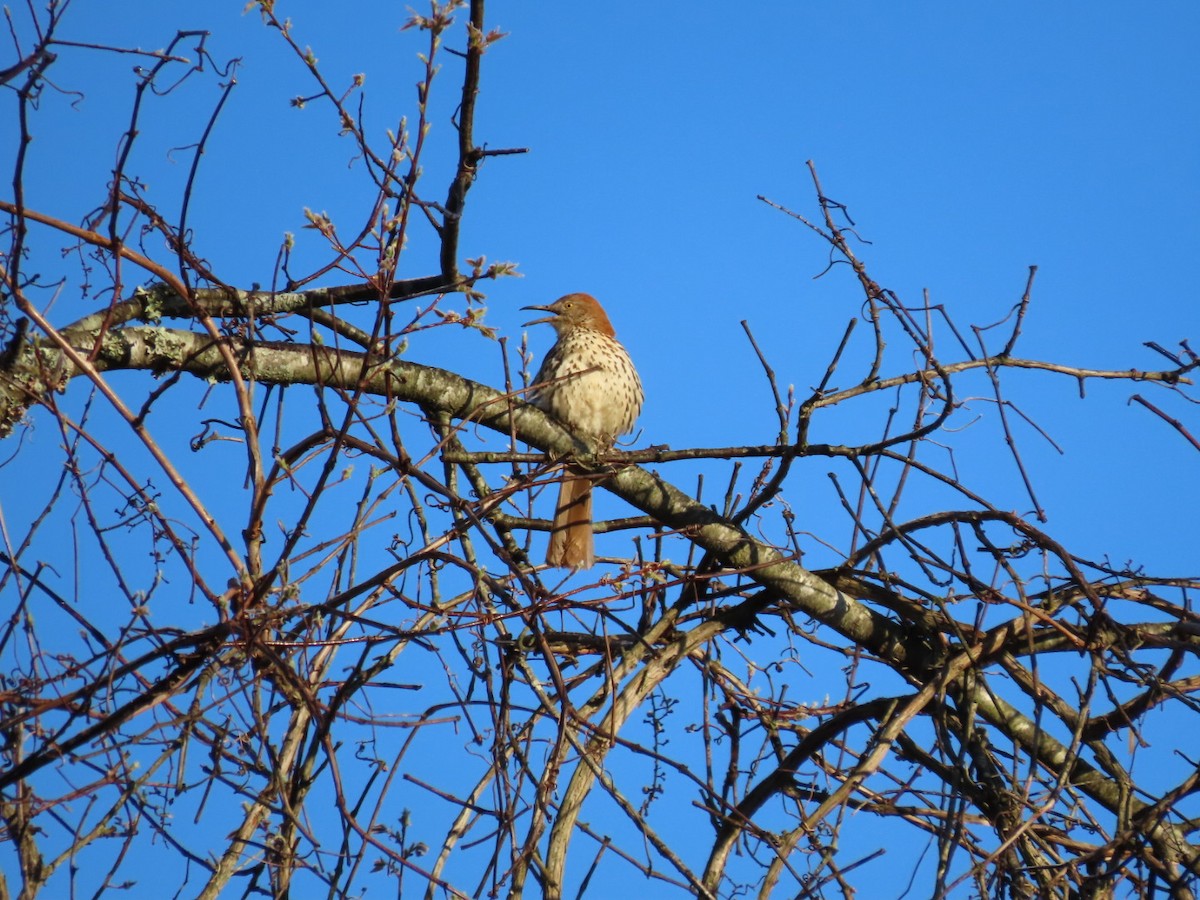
(5, 1, 1200, 895)
(479, 4, 1199, 568)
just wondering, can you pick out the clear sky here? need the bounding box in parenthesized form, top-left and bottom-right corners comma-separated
(4, 1, 1199, 895)
(37, 0, 1194, 566)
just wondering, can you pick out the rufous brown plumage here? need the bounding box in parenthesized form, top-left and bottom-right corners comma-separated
(523, 293, 643, 570)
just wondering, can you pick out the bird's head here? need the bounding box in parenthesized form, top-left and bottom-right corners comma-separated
(522, 293, 616, 337)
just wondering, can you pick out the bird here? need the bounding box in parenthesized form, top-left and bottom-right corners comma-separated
(522, 293, 643, 570)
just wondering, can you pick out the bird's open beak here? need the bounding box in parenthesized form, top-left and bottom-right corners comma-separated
(521, 304, 558, 328)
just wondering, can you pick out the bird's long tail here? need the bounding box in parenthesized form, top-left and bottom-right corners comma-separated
(547, 467, 594, 570)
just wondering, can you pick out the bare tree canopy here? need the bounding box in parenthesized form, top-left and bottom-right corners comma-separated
(2, 3, 1198, 898)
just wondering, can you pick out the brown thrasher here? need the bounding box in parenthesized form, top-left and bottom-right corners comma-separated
(523, 293, 643, 570)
